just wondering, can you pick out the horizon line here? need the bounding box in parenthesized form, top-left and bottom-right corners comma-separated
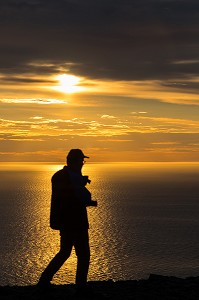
(1, 161, 199, 164)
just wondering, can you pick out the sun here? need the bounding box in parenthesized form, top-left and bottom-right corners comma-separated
(54, 74, 83, 93)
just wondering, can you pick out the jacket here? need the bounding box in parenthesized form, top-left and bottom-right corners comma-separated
(50, 166, 89, 231)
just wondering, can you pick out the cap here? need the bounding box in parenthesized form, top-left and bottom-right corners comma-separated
(67, 149, 89, 162)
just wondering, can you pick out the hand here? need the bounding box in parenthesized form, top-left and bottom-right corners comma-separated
(83, 176, 91, 185)
(88, 200, 97, 207)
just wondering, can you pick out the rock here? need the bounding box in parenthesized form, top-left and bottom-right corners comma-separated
(1, 275, 199, 300)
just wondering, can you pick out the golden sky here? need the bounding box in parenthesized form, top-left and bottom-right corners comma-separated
(1, 1, 199, 162)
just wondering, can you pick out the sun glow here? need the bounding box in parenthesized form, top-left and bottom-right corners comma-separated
(54, 74, 84, 93)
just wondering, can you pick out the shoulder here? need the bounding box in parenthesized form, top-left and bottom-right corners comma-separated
(52, 166, 69, 182)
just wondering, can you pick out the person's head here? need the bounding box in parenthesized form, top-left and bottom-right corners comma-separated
(66, 149, 89, 171)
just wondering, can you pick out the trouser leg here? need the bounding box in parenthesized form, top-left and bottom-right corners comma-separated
(40, 231, 73, 282)
(74, 230, 90, 287)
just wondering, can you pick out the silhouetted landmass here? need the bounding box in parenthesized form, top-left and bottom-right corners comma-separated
(1, 274, 199, 299)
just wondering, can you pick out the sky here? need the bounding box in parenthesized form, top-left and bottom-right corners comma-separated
(1, 0, 199, 162)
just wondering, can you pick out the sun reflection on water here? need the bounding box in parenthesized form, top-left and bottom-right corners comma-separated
(1, 162, 199, 285)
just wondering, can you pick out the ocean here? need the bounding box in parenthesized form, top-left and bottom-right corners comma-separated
(0, 162, 199, 286)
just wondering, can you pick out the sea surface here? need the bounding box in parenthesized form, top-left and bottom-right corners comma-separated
(0, 162, 199, 286)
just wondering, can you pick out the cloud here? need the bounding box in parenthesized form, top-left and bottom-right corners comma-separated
(97, 139, 133, 143)
(101, 114, 116, 119)
(1, 110, 199, 152)
(131, 112, 148, 115)
(0, 0, 199, 162)
(146, 145, 199, 154)
(30, 116, 43, 119)
(151, 141, 180, 145)
(0, 116, 131, 141)
(132, 115, 199, 133)
(0, 1, 199, 106)
(0, 0, 199, 82)
(0, 75, 56, 84)
(161, 79, 199, 94)
(0, 98, 65, 104)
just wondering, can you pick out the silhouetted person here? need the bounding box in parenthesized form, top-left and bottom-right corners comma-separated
(38, 149, 97, 294)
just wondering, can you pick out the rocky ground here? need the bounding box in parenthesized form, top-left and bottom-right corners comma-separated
(1, 274, 199, 300)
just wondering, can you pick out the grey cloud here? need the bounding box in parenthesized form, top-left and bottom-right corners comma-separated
(161, 80, 199, 93)
(0, 76, 56, 84)
(0, 0, 199, 81)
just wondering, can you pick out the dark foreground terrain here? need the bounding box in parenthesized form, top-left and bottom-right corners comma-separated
(1, 274, 199, 300)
